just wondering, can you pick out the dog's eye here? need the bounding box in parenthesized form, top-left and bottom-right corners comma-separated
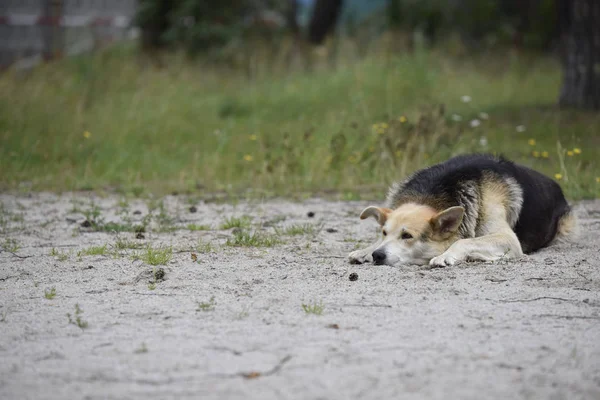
(382, 230, 387, 236)
(401, 232, 413, 240)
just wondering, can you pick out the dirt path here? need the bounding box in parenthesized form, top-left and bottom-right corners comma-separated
(1, 193, 599, 400)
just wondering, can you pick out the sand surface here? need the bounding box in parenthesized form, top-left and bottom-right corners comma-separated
(0, 193, 599, 400)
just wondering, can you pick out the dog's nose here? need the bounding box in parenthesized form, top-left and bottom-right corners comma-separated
(372, 250, 386, 265)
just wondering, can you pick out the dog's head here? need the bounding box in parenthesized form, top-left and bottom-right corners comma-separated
(359, 203, 464, 266)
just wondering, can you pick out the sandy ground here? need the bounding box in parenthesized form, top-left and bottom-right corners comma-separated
(0, 193, 599, 400)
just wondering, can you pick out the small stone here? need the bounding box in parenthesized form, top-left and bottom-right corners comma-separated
(326, 228, 338, 233)
(307, 211, 315, 218)
(133, 210, 142, 215)
(327, 323, 340, 329)
(349, 272, 358, 281)
(136, 232, 145, 239)
(154, 268, 166, 282)
(189, 206, 198, 213)
(80, 220, 92, 228)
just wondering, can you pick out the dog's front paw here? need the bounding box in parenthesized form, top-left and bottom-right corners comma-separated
(349, 249, 373, 264)
(429, 252, 461, 267)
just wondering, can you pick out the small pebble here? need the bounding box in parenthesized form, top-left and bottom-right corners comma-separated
(189, 206, 197, 213)
(154, 268, 166, 281)
(307, 211, 315, 218)
(326, 228, 338, 233)
(133, 210, 142, 215)
(349, 272, 358, 281)
(136, 232, 145, 239)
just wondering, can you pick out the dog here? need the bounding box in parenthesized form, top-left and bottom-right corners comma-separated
(349, 154, 577, 267)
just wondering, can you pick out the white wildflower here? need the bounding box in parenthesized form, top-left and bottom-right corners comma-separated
(470, 119, 481, 128)
(451, 114, 463, 122)
(460, 95, 472, 103)
(515, 125, 526, 133)
(479, 137, 488, 147)
(478, 112, 489, 120)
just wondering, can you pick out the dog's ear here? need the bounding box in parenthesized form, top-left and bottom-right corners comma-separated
(430, 206, 464, 237)
(359, 206, 392, 226)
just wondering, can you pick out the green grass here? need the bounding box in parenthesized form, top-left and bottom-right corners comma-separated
(187, 223, 211, 231)
(1, 238, 20, 253)
(220, 216, 253, 230)
(302, 301, 324, 316)
(67, 304, 88, 330)
(197, 296, 216, 312)
(197, 239, 215, 253)
(44, 287, 56, 300)
(225, 230, 281, 247)
(276, 223, 318, 236)
(77, 245, 108, 257)
(50, 248, 69, 261)
(136, 246, 172, 266)
(0, 44, 598, 198)
(113, 236, 144, 250)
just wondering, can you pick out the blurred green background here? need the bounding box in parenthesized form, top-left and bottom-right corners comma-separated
(0, 0, 598, 199)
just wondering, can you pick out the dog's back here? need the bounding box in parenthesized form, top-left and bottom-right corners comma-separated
(387, 154, 574, 253)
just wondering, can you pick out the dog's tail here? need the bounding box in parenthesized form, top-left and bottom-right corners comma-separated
(552, 207, 579, 245)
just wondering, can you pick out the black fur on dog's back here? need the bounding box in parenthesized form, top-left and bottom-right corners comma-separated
(387, 154, 571, 253)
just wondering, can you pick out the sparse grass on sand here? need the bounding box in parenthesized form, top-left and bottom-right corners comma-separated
(302, 301, 324, 316)
(135, 246, 173, 266)
(0, 44, 598, 199)
(225, 230, 281, 247)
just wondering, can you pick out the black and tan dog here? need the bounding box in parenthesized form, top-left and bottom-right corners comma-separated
(349, 154, 577, 267)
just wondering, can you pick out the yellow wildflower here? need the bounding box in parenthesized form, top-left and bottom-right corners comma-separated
(243, 154, 253, 162)
(532, 151, 540, 158)
(83, 131, 92, 139)
(554, 173, 563, 180)
(567, 150, 574, 156)
(527, 139, 536, 146)
(381, 123, 389, 129)
(596, 177, 600, 183)
(573, 148, 581, 154)
(248, 134, 257, 141)
(395, 150, 402, 158)
(399, 116, 408, 123)
(541, 151, 549, 158)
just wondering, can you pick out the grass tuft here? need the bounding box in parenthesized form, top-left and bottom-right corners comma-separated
(136, 246, 173, 266)
(77, 245, 108, 257)
(44, 287, 57, 300)
(302, 301, 324, 316)
(1, 238, 20, 253)
(276, 223, 318, 236)
(225, 230, 281, 247)
(67, 304, 88, 330)
(197, 296, 216, 312)
(50, 248, 69, 261)
(221, 216, 253, 230)
(187, 224, 211, 231)
(197, 239, 215, 253)
(114, 237, 144, 250)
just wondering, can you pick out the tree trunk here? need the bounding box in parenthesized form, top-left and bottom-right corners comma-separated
(308, 0, 343, 45)
(559, 0, 600, 110)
